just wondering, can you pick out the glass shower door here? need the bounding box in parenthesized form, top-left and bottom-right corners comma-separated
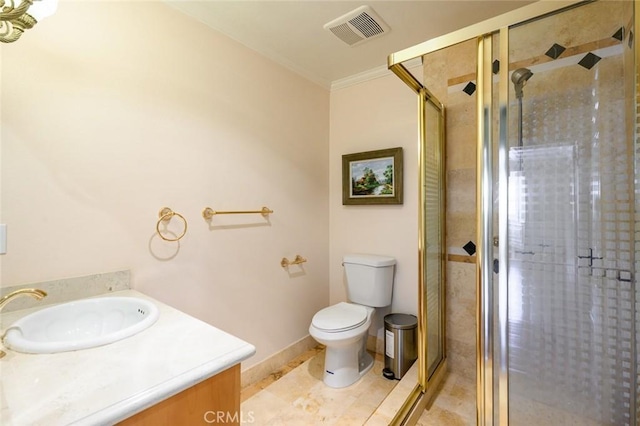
(421, 89, 445, 381)
(502, 2, 637, 424)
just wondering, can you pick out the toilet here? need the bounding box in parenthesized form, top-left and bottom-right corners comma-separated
(309, 254, 396, 388)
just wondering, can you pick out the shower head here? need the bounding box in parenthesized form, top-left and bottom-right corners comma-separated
(511, 68, 533, 85)
(511, 68, 533, 99)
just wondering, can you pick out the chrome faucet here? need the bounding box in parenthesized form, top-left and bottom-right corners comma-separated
(0, 288, 47, 358)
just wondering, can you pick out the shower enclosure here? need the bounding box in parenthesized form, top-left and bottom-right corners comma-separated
(389, 1, 640, 424)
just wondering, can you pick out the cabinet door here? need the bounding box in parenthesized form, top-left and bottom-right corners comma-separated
(118, 364, 240, 426)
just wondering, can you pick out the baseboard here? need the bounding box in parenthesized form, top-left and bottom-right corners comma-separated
(240, 335, 318, 388)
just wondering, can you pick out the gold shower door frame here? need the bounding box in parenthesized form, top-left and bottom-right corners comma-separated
(387, 1, 601, 425)
(384, 67, 448, 426)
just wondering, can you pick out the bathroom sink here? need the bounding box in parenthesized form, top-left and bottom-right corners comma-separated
(2, 297, 159, 354)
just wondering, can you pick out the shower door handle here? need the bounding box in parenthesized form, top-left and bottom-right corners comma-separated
(577, 248, 603, 267)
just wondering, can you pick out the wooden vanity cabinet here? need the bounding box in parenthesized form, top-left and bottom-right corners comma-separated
(118, 364, 241, 426)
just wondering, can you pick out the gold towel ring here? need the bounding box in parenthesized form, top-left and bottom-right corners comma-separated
(156, 207, 188, 242)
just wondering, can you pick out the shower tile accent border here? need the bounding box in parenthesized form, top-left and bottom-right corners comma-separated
(447, 36, 621, 88)
(447, 247, 476, 264)
(447, 254, 476, 264)
(0, 270, 130, 312)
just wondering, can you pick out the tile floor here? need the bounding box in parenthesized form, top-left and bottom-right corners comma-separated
(241, 346, 476, 425)
(241, 347, 397, 424)
(415, 372, 475, 425)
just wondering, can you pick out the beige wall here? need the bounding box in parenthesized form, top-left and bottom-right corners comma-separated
(0, 1, 330, 368)
(329, 73, 419, 337)
(1, 1, 422, 368)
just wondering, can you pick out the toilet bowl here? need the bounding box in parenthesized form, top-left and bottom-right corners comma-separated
(309, 253, 396, 388)
(309, 302, 375, 388)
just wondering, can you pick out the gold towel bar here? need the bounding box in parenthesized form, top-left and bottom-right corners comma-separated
(156, 207, 188, 242)
(281, 255, 307, 268)
(202, 206, 273, 220)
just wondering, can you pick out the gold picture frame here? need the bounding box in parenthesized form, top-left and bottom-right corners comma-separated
(342, 147, 403, 205)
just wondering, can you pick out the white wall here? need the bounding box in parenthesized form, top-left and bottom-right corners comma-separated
(329, 72, 419, 336)
(0, 1, 330, 368)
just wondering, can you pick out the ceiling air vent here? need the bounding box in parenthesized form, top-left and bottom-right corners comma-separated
(324, 5, 390, 47)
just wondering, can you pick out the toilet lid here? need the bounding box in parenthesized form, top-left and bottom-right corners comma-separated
(312, 302, 368, 332)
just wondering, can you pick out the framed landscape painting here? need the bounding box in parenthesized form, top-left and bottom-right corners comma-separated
(342, 147, 403, 205)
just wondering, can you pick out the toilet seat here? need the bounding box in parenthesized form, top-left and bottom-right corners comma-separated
(311, 302, 368, 332)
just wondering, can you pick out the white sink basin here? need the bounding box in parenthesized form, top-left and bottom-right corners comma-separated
(3, 297, 159, 354)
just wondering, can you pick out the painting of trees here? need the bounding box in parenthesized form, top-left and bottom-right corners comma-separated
(342, 147, 403, 205)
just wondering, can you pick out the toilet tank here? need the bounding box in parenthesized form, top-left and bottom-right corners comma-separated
(343, 254, 396, 307)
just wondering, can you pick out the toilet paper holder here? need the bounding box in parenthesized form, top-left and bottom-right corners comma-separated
(281, 255, 307, 268)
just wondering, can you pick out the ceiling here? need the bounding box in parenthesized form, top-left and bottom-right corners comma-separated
(165, 1, 536, 89)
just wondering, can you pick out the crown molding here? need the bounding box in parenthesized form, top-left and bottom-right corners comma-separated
(331, 57, 423, 91)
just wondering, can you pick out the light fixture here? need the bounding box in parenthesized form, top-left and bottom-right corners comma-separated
(0, 0, 57, 43)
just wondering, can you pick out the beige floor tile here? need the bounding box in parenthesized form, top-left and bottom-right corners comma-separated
(363, 413, 394, 426)
(417, 372, 476, 426)
(265, 408, 322, 425)
(417, 405, 474, 426)
(338, 402, 382, 425)
(241, 345, 323, 402)
(241, 389, 291, 425)
(265, 362, 325, 405)
(241, 349, 399, 425)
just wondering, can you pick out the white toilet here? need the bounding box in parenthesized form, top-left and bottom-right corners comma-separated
(309, 254, 396, 388)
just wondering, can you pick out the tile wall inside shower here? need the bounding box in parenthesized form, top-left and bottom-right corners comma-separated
(422, 1, 638, 424)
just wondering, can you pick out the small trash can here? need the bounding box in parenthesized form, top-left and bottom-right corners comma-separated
(382, 313, 417, 380)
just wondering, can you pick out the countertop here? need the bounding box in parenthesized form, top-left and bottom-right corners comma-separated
(0, 290, 256, 425)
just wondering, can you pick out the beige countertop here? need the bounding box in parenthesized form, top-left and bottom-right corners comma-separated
(0, 289, 255, 425)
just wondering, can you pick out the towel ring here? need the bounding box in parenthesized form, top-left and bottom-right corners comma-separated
(156, 207, 188, 242)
